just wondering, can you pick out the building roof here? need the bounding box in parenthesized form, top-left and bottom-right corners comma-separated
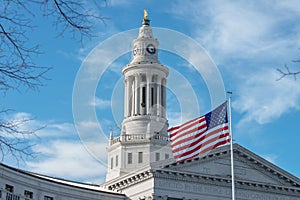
(0, 162, 124, 196)
(163, 144, 300, 186)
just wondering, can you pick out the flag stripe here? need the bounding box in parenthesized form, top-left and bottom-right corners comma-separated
(175, 139, 230, 162)
(171, 123, 228, 152)
(172, 125, 229, 153)
(170, 123, 207, 146)
(168, 101, 230, 162)
(168, 116, 203, 133)
(173, 132, 230, 160)
(169, 117, 205, 139)
(173, 131, 229, 158)
(172, 125, 229, 155)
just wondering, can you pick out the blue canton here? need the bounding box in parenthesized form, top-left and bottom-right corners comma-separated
(205, 102, 228, 130)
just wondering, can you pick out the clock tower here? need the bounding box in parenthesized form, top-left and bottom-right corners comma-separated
(106, 11, 172, 181)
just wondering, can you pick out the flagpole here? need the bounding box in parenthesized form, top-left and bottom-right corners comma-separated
(227, 91, 235, 200)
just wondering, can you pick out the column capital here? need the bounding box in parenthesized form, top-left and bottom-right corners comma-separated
(135, 73, 142, 77)
(126, 75, 133, 81)
(157, 75, 162, 82)
(146, 73, 152, 80)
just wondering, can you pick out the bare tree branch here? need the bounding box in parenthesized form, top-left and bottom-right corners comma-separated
(0, 110, 45, 164)
(44, 0, 108, 41)
(0, 1, 51, 92)
(0, 0, 107, 162)
(0, 0, 107, 92)
(276, 64, 300, 81)
(276, 49, 300, 81)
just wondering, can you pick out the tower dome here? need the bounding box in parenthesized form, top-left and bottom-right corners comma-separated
(130, 10, 159, 65)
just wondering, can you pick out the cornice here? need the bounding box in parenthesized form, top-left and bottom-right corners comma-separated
(106, 169, 154, 192)
(153, 169, 300, 196)
(163, 144, 300, 188)
(105, 165, 300, 197)
(122, 63, 169, 76)
(234, 145, 300, 187)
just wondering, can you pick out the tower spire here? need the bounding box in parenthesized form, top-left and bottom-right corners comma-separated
(105, 13, 172, 182)
(142, 9, 150, 26)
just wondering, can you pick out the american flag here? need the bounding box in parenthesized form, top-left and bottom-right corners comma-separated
(168, 101, 230, 162)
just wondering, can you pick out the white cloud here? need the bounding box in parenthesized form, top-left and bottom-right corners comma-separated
(0, 112, 77, 139)
(233, 69, 300, 126)
(89, 97, 111, 109)
(36, 123, 75, 138)
(199, 1, 276, 56)
(78, 120, 99, 129)
(106, 0, 132, 7)
(171, 0, 300, 65)
(170, 0, 300, 127)
(1, 112, 108, 183)
(27, 140, 107, 183)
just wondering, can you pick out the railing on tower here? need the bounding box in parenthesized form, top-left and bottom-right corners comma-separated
(110, 133, 170, 145)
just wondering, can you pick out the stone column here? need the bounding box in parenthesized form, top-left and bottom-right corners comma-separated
(134, 74, 140, 115)
(146, 74, 151, 115)
(131, 77, 134, 116)
(124, 78, 127, 117)
(157, 76, 162, 116)
(127, 76, 132, 117)
(162, 78, 167, 118)
(152, 75, 157, 116)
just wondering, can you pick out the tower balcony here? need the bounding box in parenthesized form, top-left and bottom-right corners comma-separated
(110, 133, 170, 146)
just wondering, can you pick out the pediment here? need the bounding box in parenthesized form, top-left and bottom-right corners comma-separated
(162, 144, 300, 188)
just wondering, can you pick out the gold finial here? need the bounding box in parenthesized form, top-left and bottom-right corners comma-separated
(142, 9, 150, 26)
(144, 9, 148, 20)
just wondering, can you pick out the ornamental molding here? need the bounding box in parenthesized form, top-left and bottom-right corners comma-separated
(105, 166, 300, 197)
(122, 64, 169, 76)
(153, 169, 300, 196)
(106, 170, 154, 192)
(163, 144, 300, 188)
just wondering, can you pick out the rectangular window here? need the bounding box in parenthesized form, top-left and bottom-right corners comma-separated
(44, 196, 53, 200)
(151, 87, 154, 106)
(165, 154, 169, 159)
(155, 152, 160, 161)
(141, 86, 146, 107)
(128, 153, 132, 164)
(116, 155, 118, 167)
(111, 157, 113, 169)
(5, 184, 14, 192)
(138, 152, 143, 163)
(24, 190, 33, 199)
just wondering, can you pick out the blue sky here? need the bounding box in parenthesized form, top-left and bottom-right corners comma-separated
(2, 0, 300, 183)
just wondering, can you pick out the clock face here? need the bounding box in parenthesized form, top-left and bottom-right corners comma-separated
(133, 45, 140, 56)
(146, 44, 156, 54)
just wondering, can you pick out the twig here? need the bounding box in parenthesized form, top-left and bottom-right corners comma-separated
(276, 64, 300, 81)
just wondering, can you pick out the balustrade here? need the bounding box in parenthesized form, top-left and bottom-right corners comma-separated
(110, 133, 170, 145)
